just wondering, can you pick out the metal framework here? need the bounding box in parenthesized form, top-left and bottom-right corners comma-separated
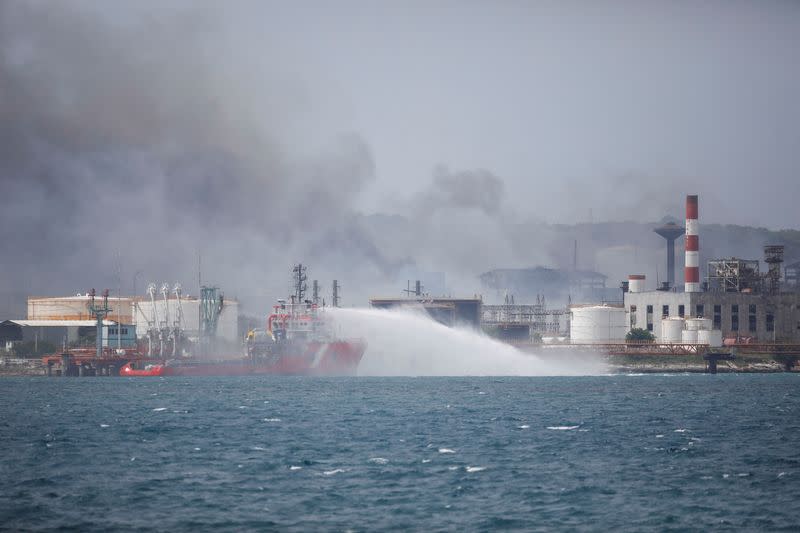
(706, 258, 761, 293)
(482, 296, 567, 334)
(200, 286, 224, 344)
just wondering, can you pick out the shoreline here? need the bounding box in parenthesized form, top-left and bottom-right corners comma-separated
(1, 359, 796, 377)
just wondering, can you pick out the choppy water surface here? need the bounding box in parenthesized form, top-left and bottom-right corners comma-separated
(1, 374, 798, 531)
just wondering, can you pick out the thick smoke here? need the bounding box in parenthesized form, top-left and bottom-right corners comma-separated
(0, 2, 384, 314)
(414, 166, 505, 217)
(0, 0, 550, 315)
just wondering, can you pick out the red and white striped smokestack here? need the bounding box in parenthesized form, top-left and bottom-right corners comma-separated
(684, 194, 700, 292)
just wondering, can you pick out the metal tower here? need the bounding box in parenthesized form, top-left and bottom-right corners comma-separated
(200, 286, 224, 354)
(764, 245, 785, 295)
(332, 280, 341, 308)
(653, 222, 685, 288)
(88, 288, 111, 358)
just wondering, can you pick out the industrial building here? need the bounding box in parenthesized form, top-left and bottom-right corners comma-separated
(480, 266, 618, 305)
(1, 293, 138, 354)
(623, 195, 800, 345)
(0, 319, 136, 349)
(2, 286, 239, 356)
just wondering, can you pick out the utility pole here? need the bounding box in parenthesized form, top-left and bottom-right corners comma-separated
(116, 252, 122, 351)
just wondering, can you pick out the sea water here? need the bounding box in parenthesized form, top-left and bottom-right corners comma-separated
(1, 374, 798, 531)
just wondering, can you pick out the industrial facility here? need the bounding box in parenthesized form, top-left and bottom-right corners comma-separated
(479, 266, 617, 304)
(476, 194, 800, 350)
(1, 193, 798, 376)
(1, 284, 239, 359)
(622, 195, 800, 346)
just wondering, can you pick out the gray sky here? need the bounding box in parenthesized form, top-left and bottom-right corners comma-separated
(229, 0, 800, 228)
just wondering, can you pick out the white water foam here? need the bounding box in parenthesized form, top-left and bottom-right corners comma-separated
(466, 466, 486, 473)
(547, 425, 580, 431)
(152, 407, 167, 412)
(323, 468, 346, 476)
(368, 457, 389, 464)
(330, 307, 606, 376)
(438, 448, 456, 454)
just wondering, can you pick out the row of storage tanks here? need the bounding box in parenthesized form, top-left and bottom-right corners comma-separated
(570, 305, 723, 346)
(661, 317, 723, 346)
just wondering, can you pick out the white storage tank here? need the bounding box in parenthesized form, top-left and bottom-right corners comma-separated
(685, 317, 712, 331)
(697, 329, 723, 347)
(681, 329, 698, 344)
(628, 274, 646, 293)
(661, 317, 685, 343)
(570, 305, 627, 343)
(28, 295, 134, 323)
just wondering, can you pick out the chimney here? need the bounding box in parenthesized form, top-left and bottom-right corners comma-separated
(685, 195, 700, 292)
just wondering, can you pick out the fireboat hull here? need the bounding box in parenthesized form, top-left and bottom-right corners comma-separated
(120, 340, 366, 377)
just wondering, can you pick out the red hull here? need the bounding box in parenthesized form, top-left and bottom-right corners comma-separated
(120, 340, 365, 377)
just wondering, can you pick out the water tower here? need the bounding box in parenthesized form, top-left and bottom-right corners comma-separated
(653, 222, 685, 288)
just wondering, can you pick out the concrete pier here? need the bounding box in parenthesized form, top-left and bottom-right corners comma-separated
(704, 352, 734, 374)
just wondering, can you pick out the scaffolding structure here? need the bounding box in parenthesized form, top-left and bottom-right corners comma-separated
(764, 245, 785, 295)
(706, 258, 761, 293)
(481, 295, 567, 334)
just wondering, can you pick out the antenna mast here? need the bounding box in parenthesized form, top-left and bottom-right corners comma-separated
(292, 264, 308, 303)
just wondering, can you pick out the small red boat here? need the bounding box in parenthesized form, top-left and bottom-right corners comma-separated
(120, 362, 165, 377)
